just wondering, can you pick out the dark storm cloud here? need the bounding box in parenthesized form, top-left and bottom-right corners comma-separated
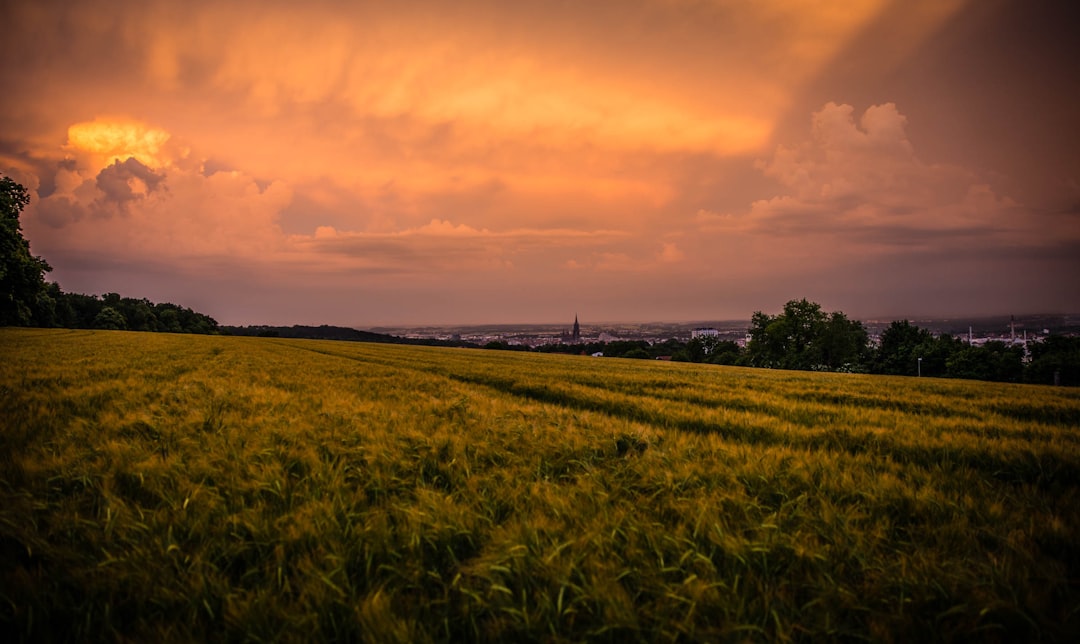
(95, 158, 166, 205)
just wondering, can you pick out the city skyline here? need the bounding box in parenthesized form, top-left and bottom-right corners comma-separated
(2, 0, 1078, 326)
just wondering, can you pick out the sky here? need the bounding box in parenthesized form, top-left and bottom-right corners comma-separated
(2, 0, 1078, 326)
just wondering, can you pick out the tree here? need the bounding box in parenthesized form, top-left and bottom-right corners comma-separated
(747, 311, 791, 368)
(650, 338, 686, 359)
(874, 320, 935, 375)
(944, 341, 1024, 382)
(945, 346, 993, 381)
(1026, 336, 1080, 386)
(46, 282, 74, 327)
(990, 342, 1026, 383)
(127, 300, 158, 331)
(820, 311, 870, 371)
(747, 299, 868, 371)
(680, 336, 746, 365)
(707, 340, 742, 365)
(63, 292, 105, 328)
(93, 306, 127, 330)
(684, 337, 710, 363)
(156, 306, 182, 333)
(916, 334, 963, 378)
(1, 176, 52, 326)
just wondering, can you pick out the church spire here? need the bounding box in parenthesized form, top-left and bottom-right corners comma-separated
(572, 314, 580, 342)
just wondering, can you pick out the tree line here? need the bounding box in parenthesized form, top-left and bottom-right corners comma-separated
(743, 299, 1079, 386)
(534, 299, 1078, 386)
(39, 287, 218, 334)
(1, 176, 218, 334)
(222, 325, 476, 348)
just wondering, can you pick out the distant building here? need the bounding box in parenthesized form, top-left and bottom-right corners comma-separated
(560, 314, 582, 343)
(691, 328, 720, 339)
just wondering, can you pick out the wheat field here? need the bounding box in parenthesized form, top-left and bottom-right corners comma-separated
(2, 328, 1078, 641)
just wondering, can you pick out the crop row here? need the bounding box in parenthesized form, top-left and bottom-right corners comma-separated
(2, 329, 1078, 641)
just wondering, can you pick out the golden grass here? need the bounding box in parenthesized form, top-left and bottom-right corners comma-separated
(1, 328, 1078, 641)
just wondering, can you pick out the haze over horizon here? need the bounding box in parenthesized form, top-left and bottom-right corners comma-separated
(3, 0, 1078, 327)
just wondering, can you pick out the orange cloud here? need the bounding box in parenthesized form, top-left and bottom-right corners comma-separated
(289, 218, 632, 276)
(66, 120, 174, 170)
(20, 0, 926, 168)
(7, 1, 971, 247)
(7, 0, 1074, 325)
(25, 123, 635, 285)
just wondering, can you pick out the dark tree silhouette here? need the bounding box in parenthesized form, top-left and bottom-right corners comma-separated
(1, 176, 52, 325)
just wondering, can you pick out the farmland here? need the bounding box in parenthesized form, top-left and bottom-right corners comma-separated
(2, 328, 1079, 642)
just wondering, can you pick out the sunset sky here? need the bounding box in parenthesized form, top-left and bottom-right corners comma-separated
(2, 0, 1078, 326)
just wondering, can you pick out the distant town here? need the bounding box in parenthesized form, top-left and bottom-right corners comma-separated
(370, 313, 1080, 351)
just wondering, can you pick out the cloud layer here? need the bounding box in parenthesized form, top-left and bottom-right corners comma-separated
(2, 0, 1077, 324)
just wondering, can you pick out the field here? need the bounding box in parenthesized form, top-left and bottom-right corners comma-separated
(2, 328, 1079, 642)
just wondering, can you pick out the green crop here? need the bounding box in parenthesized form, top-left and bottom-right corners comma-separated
(2, 328, 1078, 641)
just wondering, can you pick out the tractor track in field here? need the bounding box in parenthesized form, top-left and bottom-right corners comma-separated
(277, 340, 1080, 490)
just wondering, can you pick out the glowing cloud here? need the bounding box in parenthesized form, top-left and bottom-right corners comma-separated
(66, 121, 173, 170)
